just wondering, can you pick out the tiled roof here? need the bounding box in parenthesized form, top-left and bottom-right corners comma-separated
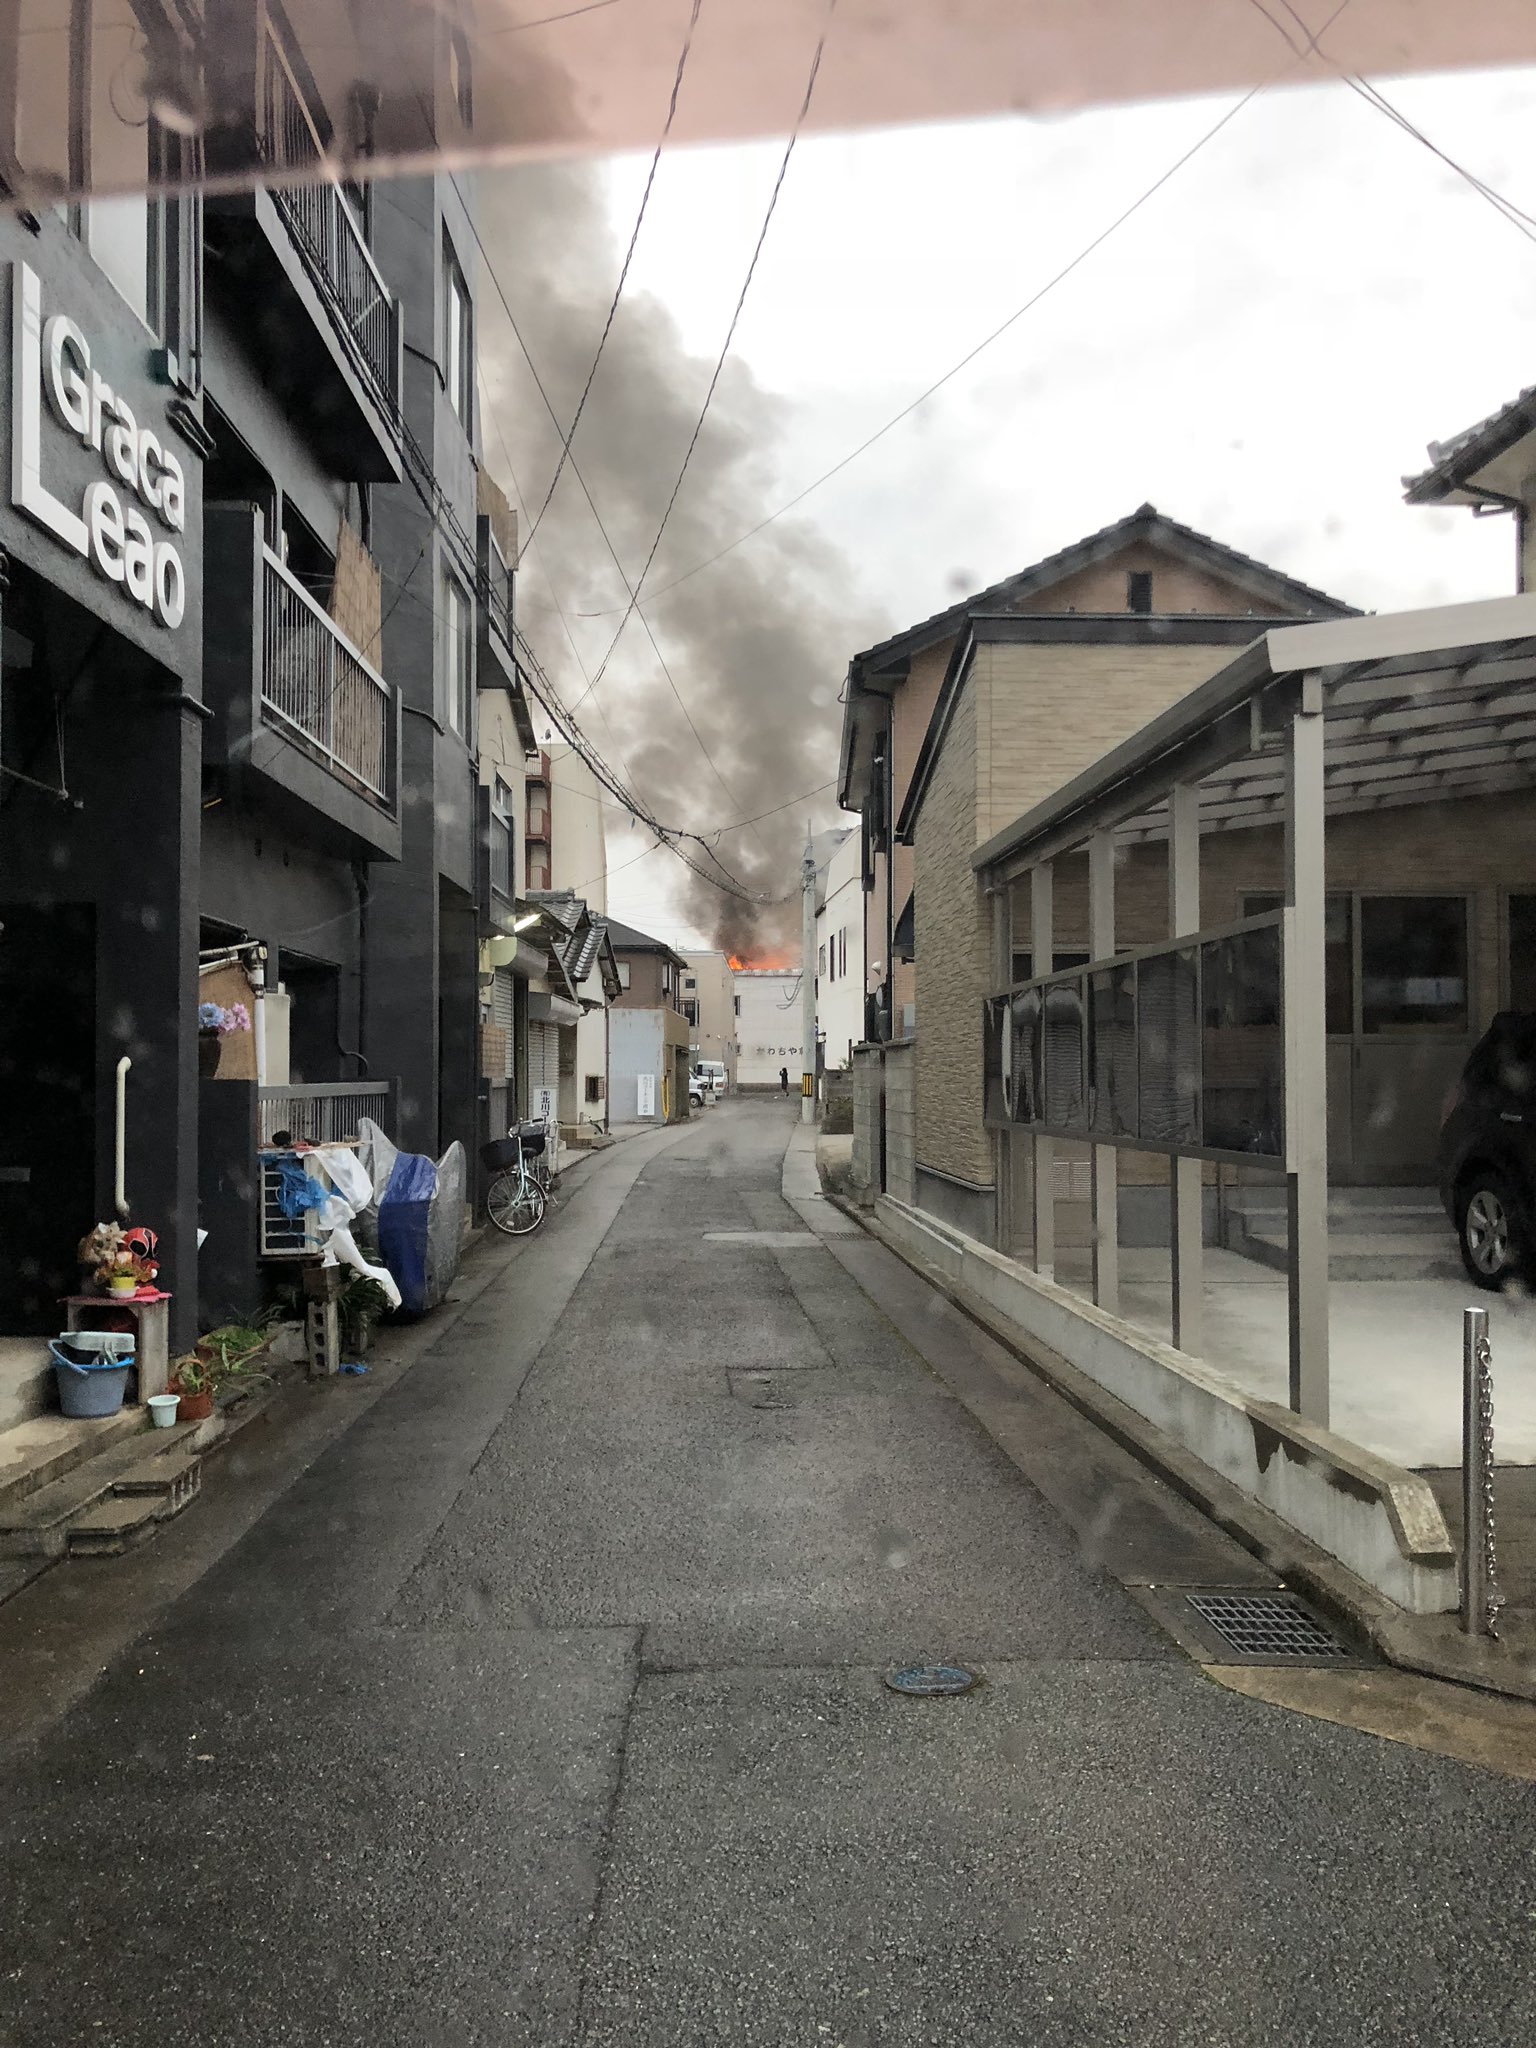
(850, 502, 1356, 676)
(1403, 385, 1536, 502)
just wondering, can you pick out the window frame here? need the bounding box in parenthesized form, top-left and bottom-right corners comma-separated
(442, 226, 473, 431)
(441, 566, 473, 737)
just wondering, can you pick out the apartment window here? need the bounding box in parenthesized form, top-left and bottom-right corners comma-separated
(684, 976, 696, 990)
(818, 943, 827, 979)
(1128, 570, 1153, 614)
(12, 2, 163, 331)
(683, 1000, 699, 1027)
(584, 1075, 602, 1104)
(442, 570, 472, 735)
(733, 994, 740, 1016)
(618, 962, 631, 990)
(443, 229, 473, 430)
(448, 27, 473, 127)
(489, 777, 514, 899)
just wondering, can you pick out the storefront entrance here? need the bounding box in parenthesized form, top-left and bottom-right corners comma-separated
(0, 905, 96, 1331)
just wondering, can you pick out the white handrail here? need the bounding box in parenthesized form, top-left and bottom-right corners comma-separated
(115, 1056, 131, 1219)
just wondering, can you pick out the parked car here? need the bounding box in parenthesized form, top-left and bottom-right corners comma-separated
(689, 1073, 708, 1109)
(696, 1060, 728, 1100)
(1438, 1010, 1536, 1287)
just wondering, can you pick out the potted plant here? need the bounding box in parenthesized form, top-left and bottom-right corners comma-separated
(198, 999, 252, 1078)
(339, 1276, 391, 1356)
(168, 1352, 214, 1422)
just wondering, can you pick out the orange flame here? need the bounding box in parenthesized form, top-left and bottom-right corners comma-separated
(729, 952, 797, 973)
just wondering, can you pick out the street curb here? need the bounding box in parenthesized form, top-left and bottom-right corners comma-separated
(825, 1188, 1536, 1705)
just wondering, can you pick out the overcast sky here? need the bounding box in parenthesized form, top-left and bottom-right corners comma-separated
(496, 62, 1536, 950)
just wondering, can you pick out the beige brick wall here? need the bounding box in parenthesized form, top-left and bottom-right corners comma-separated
(913, 675, 991, 1185)
(978, 640, 1241, 845)
(917, 633, 1305, 1195)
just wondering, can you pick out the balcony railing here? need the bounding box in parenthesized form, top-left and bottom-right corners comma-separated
(261, 546, 392, 806)
(259, 1081, 396, 1149)
(257, 14, 400, 419)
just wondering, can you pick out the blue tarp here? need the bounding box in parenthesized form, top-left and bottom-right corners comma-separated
(376, 1150, 438, 1315)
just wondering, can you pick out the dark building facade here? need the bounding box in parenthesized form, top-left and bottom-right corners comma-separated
(0, 2, 516, 1377)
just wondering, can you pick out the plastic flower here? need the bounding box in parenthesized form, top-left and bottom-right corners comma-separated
(198, 1002, 225, 1032)
(220, 1003, 251, 1036)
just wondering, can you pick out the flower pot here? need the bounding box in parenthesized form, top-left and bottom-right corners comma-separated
(198, 1032, 221, 1079)
(171, 1385, 214, 1422)
(108, 1275, 138, 1297)
(147, 1393, 180, 1429)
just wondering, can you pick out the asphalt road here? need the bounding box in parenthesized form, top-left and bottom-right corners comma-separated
(4, 1099, 1536, 2046)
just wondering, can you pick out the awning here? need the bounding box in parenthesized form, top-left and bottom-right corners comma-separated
(974, 593, 1536, 878)
(529, 992, 581, 1029)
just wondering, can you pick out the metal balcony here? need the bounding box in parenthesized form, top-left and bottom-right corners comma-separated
(256, 20, 400, 425)
(260, 547, 392, 807)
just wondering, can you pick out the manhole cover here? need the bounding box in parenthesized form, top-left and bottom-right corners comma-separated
(885, 1663, 979, 1697)
(1185, 1591, 1352, 1662)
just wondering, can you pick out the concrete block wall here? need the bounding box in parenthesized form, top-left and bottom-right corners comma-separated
(851, 1048, 880, 1194)
(884, 1042, 917, 1205)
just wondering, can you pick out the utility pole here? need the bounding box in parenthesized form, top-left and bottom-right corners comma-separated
(801, 823, 817, 1124)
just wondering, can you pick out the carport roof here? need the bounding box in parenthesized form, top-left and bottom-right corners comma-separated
(973, 592, 1536, 877)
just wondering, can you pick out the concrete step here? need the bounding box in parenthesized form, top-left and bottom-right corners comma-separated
(1239, 1225, 1463, 1283)
(66, 1494, 167, 1557)
(0, 1409, 145, 1512)
(0, 1422, 201, 1557)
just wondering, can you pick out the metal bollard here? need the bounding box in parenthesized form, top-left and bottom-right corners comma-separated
(1461, 1305, 1503, 1638)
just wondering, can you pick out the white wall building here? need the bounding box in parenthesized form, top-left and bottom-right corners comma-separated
(815, 829, 865, 1071)
(733, 966, 805, 1089)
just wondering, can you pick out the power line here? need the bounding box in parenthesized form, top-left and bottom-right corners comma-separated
(524, 0, 705, 551)
(455, 169, 775, 852)
(581, 0, 840, 701)
(1247, 0, 1536, 246)
(572, 60, 1323, 618)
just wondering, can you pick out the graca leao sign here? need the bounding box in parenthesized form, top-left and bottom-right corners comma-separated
(10, 261, 186, 630)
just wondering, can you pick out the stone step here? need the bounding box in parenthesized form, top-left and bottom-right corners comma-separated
(0, 1423, 200, 1557)
(66, 1493, 167, 1557)
(0, 1408, 145, 1512)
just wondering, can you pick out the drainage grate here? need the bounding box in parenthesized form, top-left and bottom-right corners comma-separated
(885, 1663, 979, 1697)
(1185, 1591, 1352, 1662)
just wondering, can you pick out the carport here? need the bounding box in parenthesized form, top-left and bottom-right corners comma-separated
(974, 592, 1536, 1431)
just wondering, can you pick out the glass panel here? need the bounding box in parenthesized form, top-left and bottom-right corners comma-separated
(1042, 976, 1086, 1130)
(1201, 924, 1283, 1156)
(1244, 893, 1352, 1034)
(1088, 964, 1137, 1138)
(1138, 948, 1200, 1144)
(1508, 896, 1536, 1014)
(1008, 986, 1042, 1124)
(1360, 897, 1468, 1033)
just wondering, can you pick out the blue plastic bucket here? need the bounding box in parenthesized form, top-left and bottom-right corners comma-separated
(49, 1341, 133, 1420)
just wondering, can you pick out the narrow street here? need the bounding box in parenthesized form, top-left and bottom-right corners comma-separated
(4, 1099, 1536, 2047)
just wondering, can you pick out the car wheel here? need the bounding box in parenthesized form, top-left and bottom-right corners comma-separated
(1458, 1173, 1525, 1289)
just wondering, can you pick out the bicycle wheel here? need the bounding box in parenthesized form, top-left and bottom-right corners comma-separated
(487, 1171, 547, 1236)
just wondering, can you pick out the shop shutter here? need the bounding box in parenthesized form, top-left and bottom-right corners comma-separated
(528, 1021, 559, 1092)
(492, 969, 516, 1079)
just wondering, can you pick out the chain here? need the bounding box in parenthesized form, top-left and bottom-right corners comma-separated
(1475, 1329, 1504, 1637)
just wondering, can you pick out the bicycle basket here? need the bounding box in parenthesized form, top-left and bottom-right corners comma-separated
(479, 1136, 522, 1171)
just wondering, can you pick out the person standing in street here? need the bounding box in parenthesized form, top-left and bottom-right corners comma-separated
(779, 1065, 790, 1095)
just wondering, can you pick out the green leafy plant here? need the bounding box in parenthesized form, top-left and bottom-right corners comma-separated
(170, 1352, 210, 1396)
(340, 1275, 392, 1349)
